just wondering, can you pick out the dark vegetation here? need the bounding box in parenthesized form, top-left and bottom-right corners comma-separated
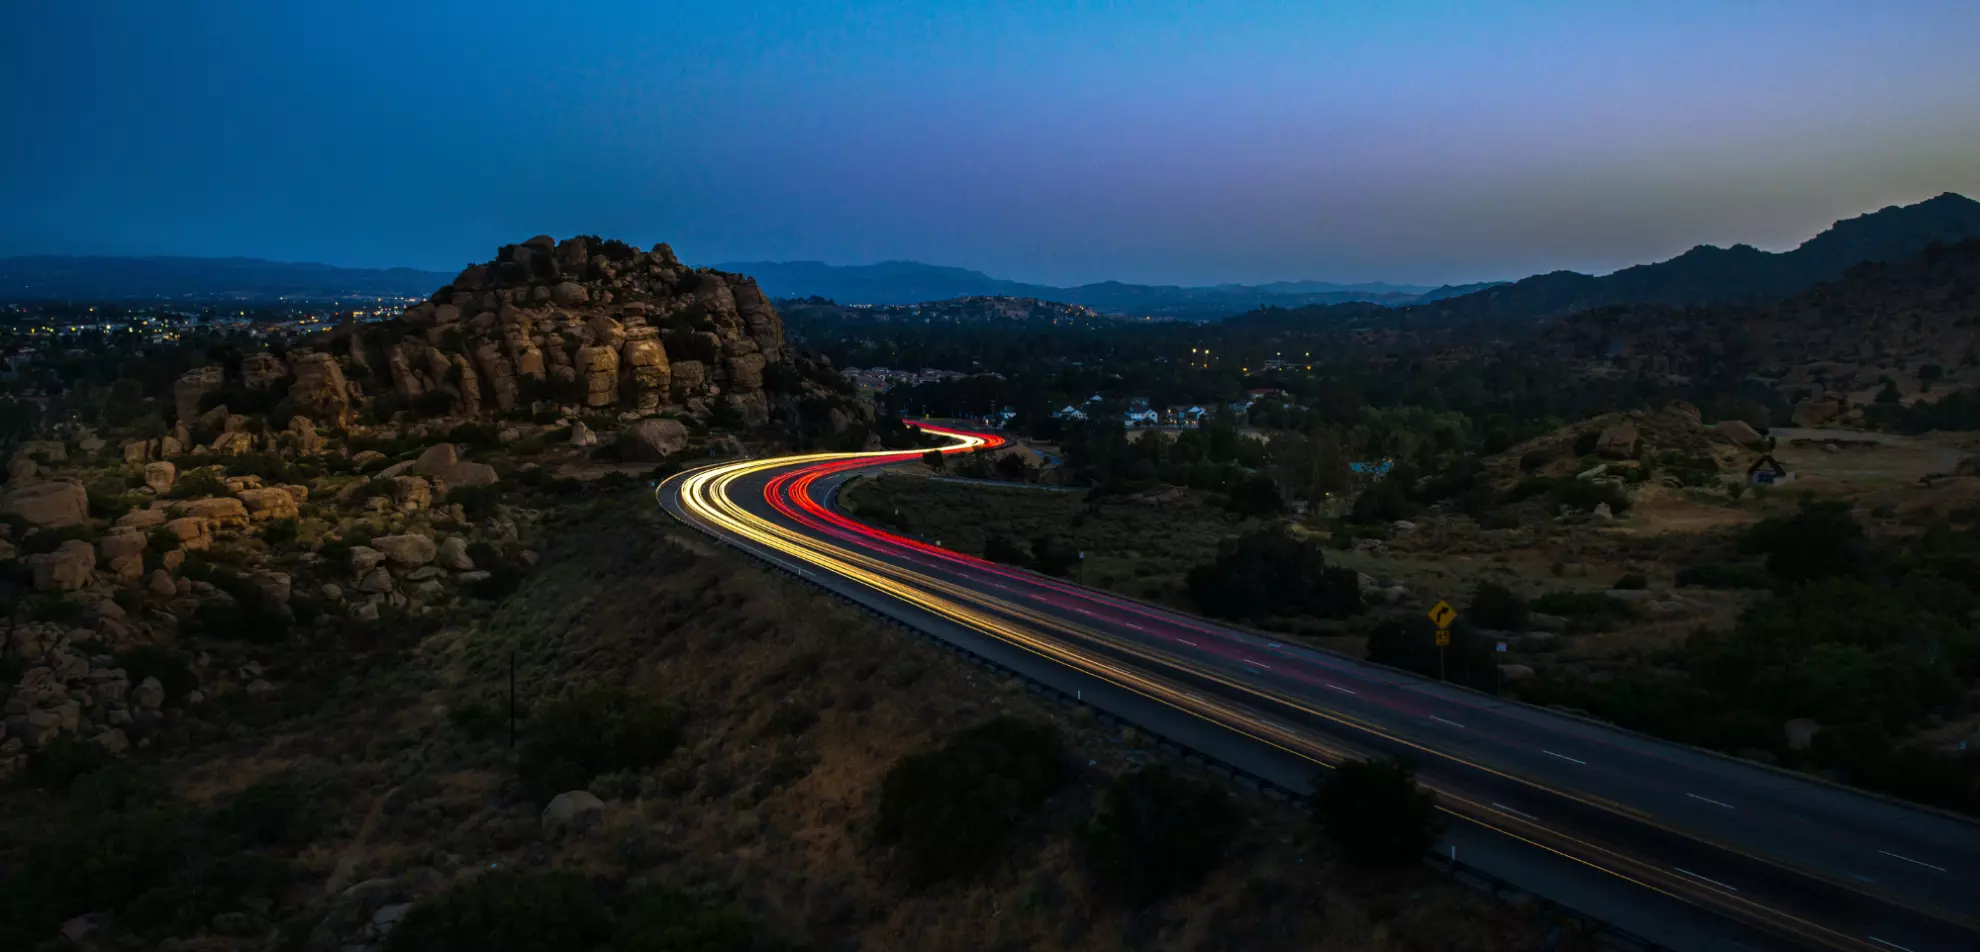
(1520, 500, 1980, 815)
(385, 870, 775, 952)
(873, 717, 1069, 885)
(1312, 758, 1441, 868)
(515, 688, 684, 803)
(1078, 766, 1237, 905)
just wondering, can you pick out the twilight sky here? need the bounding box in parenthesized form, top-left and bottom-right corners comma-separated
(3, 1, 1977, 287)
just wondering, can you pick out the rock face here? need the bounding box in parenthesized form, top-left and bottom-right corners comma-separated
(143, 460, 177, 494)
(30, 540, 95, 591)
(3, 481, 88, 527)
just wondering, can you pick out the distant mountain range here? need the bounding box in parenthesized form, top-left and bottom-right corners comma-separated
(1401, 191, 1980, 327)
(716, 259, 1499, 318)
(0, 255, 454, 301)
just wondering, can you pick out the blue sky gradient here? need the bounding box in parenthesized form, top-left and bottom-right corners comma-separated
(3, 0, 1977, 285)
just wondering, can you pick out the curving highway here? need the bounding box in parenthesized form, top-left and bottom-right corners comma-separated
(658, 423, 1980, 952)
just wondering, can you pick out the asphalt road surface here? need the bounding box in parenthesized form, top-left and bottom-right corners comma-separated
(657, 424, 1980, 952)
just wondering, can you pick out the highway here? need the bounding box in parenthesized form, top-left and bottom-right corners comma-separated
(657, 423, 1980, 952)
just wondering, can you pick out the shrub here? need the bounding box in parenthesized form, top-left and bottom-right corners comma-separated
(1675, 563, 1774, 590)
(982, 535, 1031, 568)
(875, 718, 1068, 885)
(19, 524, 95, 555)
(114, 646, 197, 703)
(1465, 581, 1529, 631)
(208, 777, 317, 848)
(386, 871, 614, 952)
(27, 736, 120, 790)
(166, 468, 230, 500)
(1312, 758, 1439, 868)
(603, 887, 768, 952)
(1528, 592, 1636, 631)
(1224, 471, 1283, 517)
(516, 689, 683, 803)
(262, 517, 299, 546)
(1365, 617, 1498, 692)
(1740, 499, 1865, 583)
(1611, 573, 1648, 590)
(1079, 766, 1236, 904)
(1187, 528, 1361, 623)
(468, 564, 525, 601)
(921, 450, 944, 470)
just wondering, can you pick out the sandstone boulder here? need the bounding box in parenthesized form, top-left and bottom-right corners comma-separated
(143, 460, 176, 494)
(569, 421, 598, 447)
(238, 487, 300, 522)
(164, 516, 213, 551)
(182, 497, 249, 527)
(620, 418, 689, 461)
(1595, 424, 1639, 459)
(349, 546, 387, 576)
(174, 366, 225, 423)
(290, 352, 352, 427)
(29, 540, 95, 591)
(1713, 419, 1763, 446)
(371, 533, 436, 566)
(241, 352, 288, 389)
(2, 481, 88, 527)
(541, 790, 605, 837)
(436, 536, 475, 572)
(99, 528, 147, 563)
(408, 443, 497, 488)
(117, 508, 168, 530)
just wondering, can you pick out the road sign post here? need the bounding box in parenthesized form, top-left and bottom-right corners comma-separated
(1427, 600, 1457, 682)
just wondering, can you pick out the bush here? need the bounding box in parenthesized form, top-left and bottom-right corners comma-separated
(386, 871, 615, 952)
(1675, 562, 1774, 590)
(468, 564, 526, 601)
(1740, 499, 1865, 583)
(1029, 535, 1080, 577)
(208, 777, 317, 848)
(875, 717, 1068, 885)
(516, 689, 684, 803)
(921, 449, 945, 470)
(1611, 573, 1648, 590)
(982, 535, 1031, 568)
(1528, 592, 1635, 631)
(166, 468, 230, 500)
(1312, 758, 1439, 868)
(18, 524, 95, 555)
(603, 887, 768, 952)
(27, 736, 120, 790)
(114, 646, 197, 703)
(1079, 766, 1236, 904)
(1347, 478, 1409, 524)
(1224, 471, 1283, 517)
(1465, 581, 1529, 631)
(1365, 617, 1498, 692)
(1187, 528, 1361, 623)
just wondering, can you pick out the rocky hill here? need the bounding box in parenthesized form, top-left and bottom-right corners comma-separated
(1532, 236, 1980, 425)
(158, 236, 868, 457)
(1406, 191, 1980, 327)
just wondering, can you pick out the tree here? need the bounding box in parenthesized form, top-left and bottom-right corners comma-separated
(1030, 535, 1080, 577)
(1079, 766, 1236, 904)
(1186, 528, 1360, 622)
(1224, 471, 1283, 517)
(875, 718, 1068, 885)
(983, 535, 1031, 568)
(1465, 581, 1529, 631)
(1312, 758, 1439, 868)
(921, 449, 944, 470)
(1740, 499, 1865, 584)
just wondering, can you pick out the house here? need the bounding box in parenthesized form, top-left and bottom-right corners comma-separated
(1179, 405, 1208, 426)
(1052, 405, 1087, 421)
(1348, 460, 1395, 479)
(1123, 408, 1160, 426)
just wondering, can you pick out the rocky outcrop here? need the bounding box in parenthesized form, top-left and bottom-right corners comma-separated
(1596, 424, 1640, 459)
(29, 540, 95, 591)
(370, 533, 436, 566)
(2, 481, 88, 527)
(241, 352, 288, 389)
(238, 487, 300, 522)
(143, 461, 176, 494)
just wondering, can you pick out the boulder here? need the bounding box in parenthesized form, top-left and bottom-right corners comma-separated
(164, 516, 213, 551)
(1713, 419, 1763, 446)
(2, 481, 88, 527)
(147, 569, 177, 597)
(117, 508, 168, 530)
(371, 533, 436, 566)
(290, 352, 352, 427)
(569, 421, 598, 447)
(356, 567, 396, 594)
(133, 676, 166, 710)
(620, 418, 689, 461)
(174, 366, 225, 424)
(143, 460, 177, 494)
(349, 546, 387, 576)
(551, 281, 590, 308)
(29, 540, 95, 591)
(1498, 664, 1536, 681)
(1595, 424, 1639, 459)
(241, 351, 288, 389)
(408, 443, 498, 488)
(182, 497, 249, 527)
(436, 536, 475, 571)
(122, 440, 154, 464)
(1784, 718, 1822, 751)
(577, 345, 621, 408)
(7, 456, 37, 485)
(542, 790, 605, 837)
(387, 475, 433, 513)
(99, 528, 147, 563)
(238, 487, 300, 522)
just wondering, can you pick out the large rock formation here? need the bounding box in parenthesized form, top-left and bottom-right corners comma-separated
(3, 481, 88, 528)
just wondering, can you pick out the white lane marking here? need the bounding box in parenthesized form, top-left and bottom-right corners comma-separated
(1542, 749, 1586, 765)
(1324, 683, 1357, 695)
(1868, 937, 1919, 952)
(1242, 658, 1272, 670)
(1878, 850, 1948, 873)
(1687, 793, 1736, 810)
(1490, 802, 1537, 821)
(1430, 715, 1467, 729)
(1673, 867, 1739, 892)
(1123, 622, 1145, 631)
(1177, 639, 1198, 647)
